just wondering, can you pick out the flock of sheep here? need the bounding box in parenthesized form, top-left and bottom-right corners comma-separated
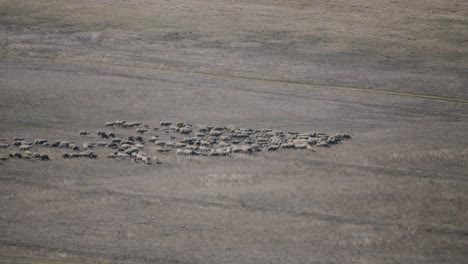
(0, 120, 351, 165)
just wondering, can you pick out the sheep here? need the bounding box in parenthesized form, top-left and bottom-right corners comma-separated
(136, 154, 153, 165)
(231, 146, 243, 153)
(210, 148, 231, 156)
(135, 143, 144, 149)
(38, 153, 50, 160)
(181, 138, 197, 144)
(198, 146, 210, 152)
(316, 141, 329, 147)
(19, 145, 32, 151)
(281, 143, 295, 149)
(0, 155, 9, 161)
(173, 142, 186, 148)
(97, 131, 109, 138)
(69, 144, 80, 151)
(240, 145, 253, 154)
(196, 125, 211, 132)
(165, 141, 175, 147)
(250, 144, 262, 152)
(22, 152, 32, 159)
(148, 136, 159, 142)
(220, 135, 231, 141)
(178, 127, 192, 134)
(79, 130, 90, 136)
(62, 153, 70, 158)
(13, 137, 25, 141)
(185, 145, 199, 151)
(218, 142, 230, 147)
(136, 128, 147, 134)
(10, 152, 22, 159)
(195, 132, 205, 137)
(97, 142, 108, 147)
(42, 142, 50, 147)
(107, 153, 118, 158)
(69, 153, 81, 159)
(244, 139, 254, 144)
(114, 120, 126, 126)
(80, 151, 97, 159)
(120, 144, 133, 150)
(107, 142, 119, 148)
(34, 139, 47, 145)
(111, 138, 122, 143)
(294, 143, 308, 149)
(307, 138, 318, 145)
(199, 141, 211, 147)
(154, 140, 166, 146)
(108, 132, 116, 138)
(0, 144, 10, 148)
(160, 121, 172, 127)
(231, 133, 248, 139)
(124, 147, 139, 155)
(107, 152, 129, 159)
(135, 136, 144, 142)
(58, 141, 71, 148)
(83, 142, 95, 149)
(266, 145, 280, 151)
(326, 136, 341, 145)
(156, 148, 171, 153)
(227, 126, 238, 132)
(209, 131, 222, 137)
(176, 149, 199, 156)
(105, 121, 116, 127)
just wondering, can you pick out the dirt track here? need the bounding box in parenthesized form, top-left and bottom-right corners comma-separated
(1, 1, 467, 263)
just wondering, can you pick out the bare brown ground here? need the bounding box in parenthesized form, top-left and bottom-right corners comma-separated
(0, 1, 467, 263)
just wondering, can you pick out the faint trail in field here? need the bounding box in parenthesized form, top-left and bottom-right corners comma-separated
(1, 176, 467, 238)
(0, 239, 192, 264)
(4, 55, 468, 105)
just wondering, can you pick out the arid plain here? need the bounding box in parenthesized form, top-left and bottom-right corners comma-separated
(0, 1, 467, 263)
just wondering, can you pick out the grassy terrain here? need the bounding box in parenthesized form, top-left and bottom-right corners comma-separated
(0, 1, 467, 263)
(1, 0, 468, 97)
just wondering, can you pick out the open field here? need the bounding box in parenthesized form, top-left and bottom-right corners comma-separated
(1, 1, 467, 263)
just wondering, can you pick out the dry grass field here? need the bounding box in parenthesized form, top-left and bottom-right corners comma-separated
(0, 1, 467, 263)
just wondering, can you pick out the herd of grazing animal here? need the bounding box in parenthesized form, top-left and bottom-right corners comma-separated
(0, 120, 351, 164)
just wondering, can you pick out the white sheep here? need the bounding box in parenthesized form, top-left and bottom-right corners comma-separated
(19, 145, 32, 151)
(34, 139, 47, 145)
(160, 121, 172, 127)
